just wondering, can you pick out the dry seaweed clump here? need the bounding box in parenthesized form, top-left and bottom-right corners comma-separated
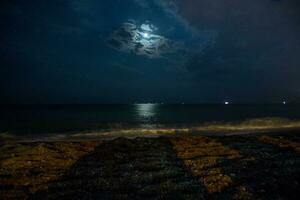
(0, 141, 100, 199)
(259, 135, 300, 153)
(170, 136, 241, 193)
(233, 186, 254, 200)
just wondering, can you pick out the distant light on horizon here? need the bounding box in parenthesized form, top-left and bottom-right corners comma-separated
(225, 101, 229, 105)
(283, 101, 286, 105)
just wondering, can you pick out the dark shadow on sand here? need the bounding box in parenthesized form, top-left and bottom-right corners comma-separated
(34, 137, 207, 199)
(214, 135, 300, 200)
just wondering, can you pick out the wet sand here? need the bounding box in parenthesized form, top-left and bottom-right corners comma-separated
(1, 131, 300, 199)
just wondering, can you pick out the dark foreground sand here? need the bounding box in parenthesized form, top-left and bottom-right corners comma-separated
(1, 131, 300, 199)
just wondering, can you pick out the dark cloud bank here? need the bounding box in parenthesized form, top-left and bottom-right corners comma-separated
(1, 0, 300, 103)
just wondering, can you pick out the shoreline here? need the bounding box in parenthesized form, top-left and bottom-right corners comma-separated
(1, 126, 300, 143)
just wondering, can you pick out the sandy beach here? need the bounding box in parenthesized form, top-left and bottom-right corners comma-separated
(2, 0, 300, 198)
(1, 131, 300, 199)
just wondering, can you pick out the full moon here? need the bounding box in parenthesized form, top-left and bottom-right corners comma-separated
(143, 32, 149, 38)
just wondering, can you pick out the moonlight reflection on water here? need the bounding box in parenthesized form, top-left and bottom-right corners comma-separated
(135, 104, 158, 123)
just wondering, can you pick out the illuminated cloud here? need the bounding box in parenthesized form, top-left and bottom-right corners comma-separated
(134, 0, 199, 34)
(133, 0, 149, 8)
(108, 21, 183, 58)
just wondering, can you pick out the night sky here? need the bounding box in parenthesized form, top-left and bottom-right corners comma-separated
(1, 0, 300, 104)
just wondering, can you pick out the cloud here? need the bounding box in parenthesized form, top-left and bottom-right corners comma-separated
(133, 0, 199, 35)
(154, 0, 195, 32)
(107, 21, 183, 58)
(133, 0, 149, 8)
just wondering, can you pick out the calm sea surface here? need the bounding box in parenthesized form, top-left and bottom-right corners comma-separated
(1, 104, 300, 137)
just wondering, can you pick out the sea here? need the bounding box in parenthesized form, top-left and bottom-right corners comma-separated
(1, 104, 300, 141)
